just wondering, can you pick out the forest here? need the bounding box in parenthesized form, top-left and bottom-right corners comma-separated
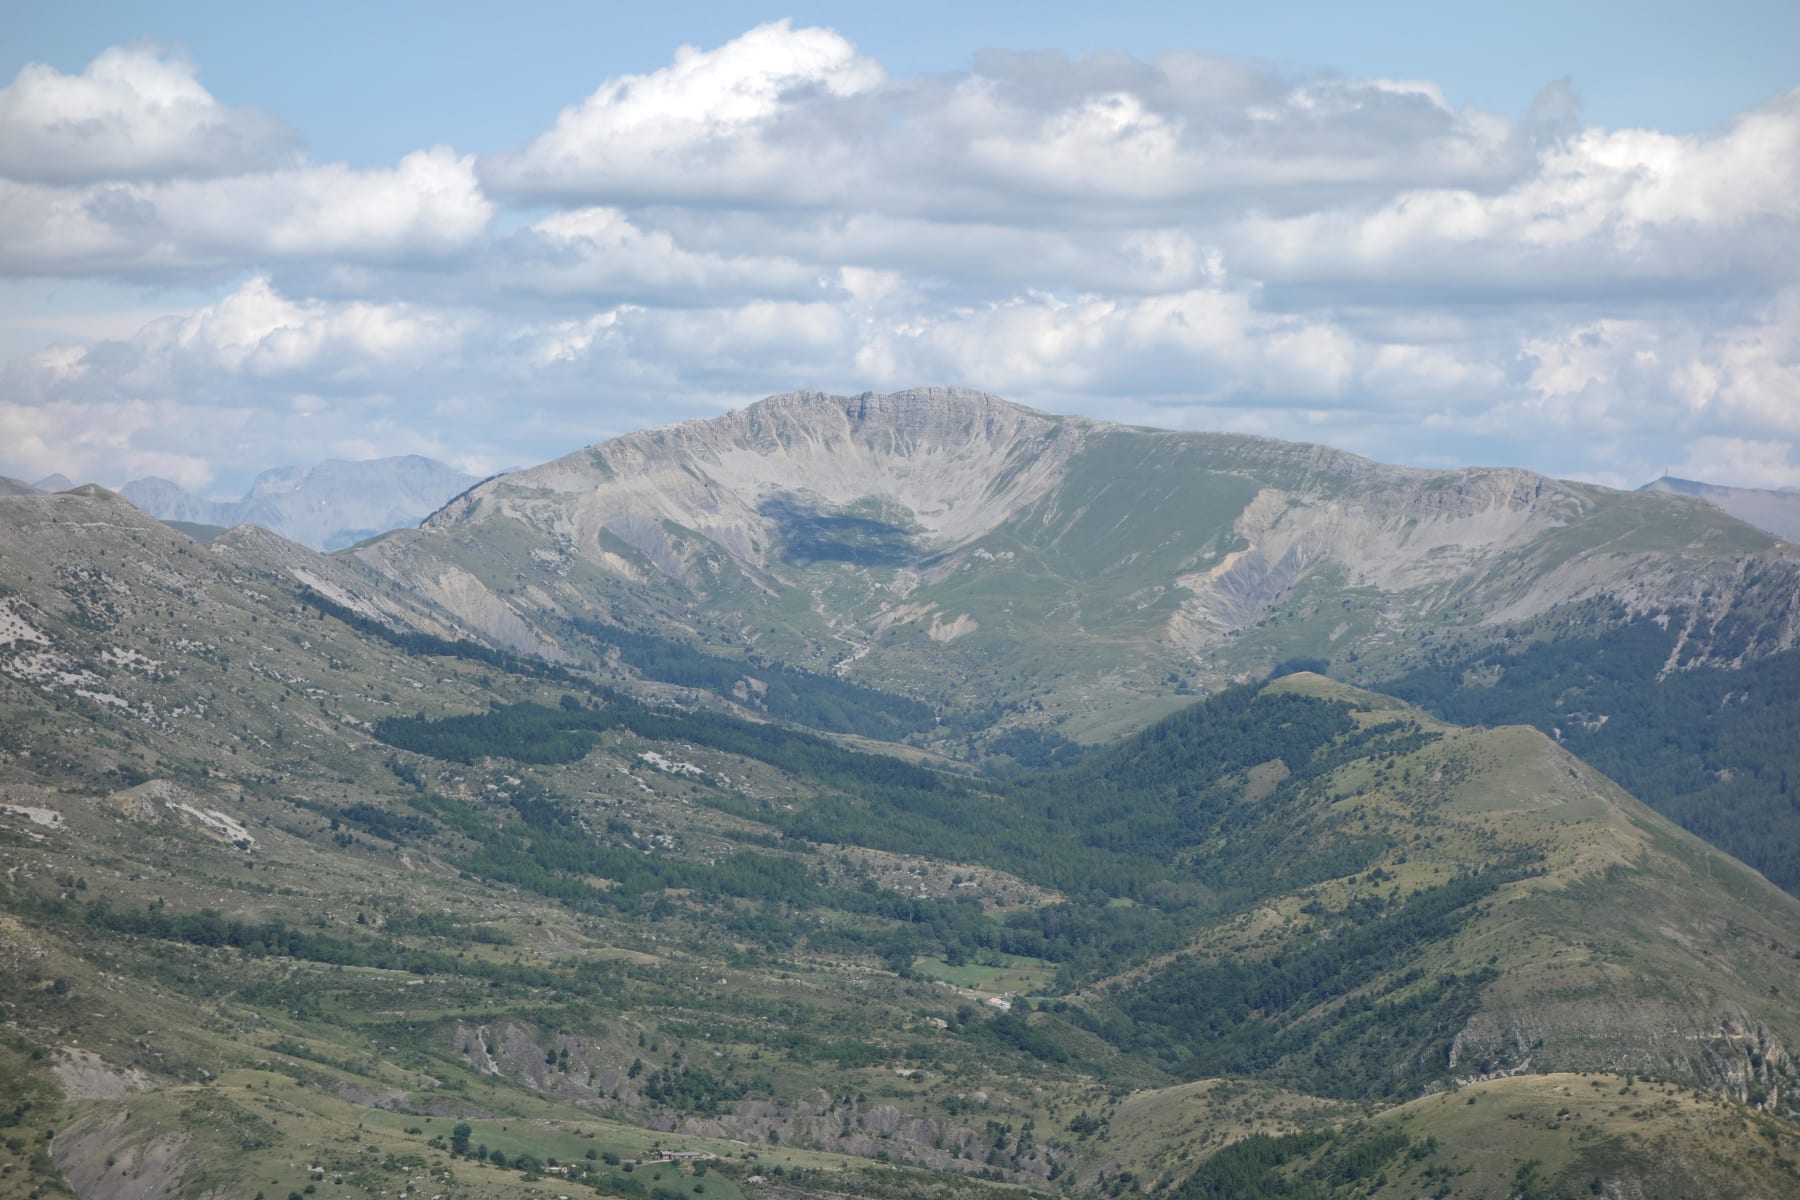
(568, 616, 936, 739)
(354, 678, 1523, 1085)
(370, 684, 1426, 914)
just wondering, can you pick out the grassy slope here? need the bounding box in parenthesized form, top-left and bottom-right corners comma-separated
(1, 492, 1797, 1200)
(1258, 676, 1800, 1092)
(348, 412, 1800, 897)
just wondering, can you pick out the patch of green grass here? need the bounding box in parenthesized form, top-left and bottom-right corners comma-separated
(910, 954, 1056, 995)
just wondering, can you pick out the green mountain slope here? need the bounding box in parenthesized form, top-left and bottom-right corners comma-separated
(1, 484, 1797, 1200)
(1377, 602, 1800, 893)
(355, 389, 1795, 722)
(335, 390, 1800, 895)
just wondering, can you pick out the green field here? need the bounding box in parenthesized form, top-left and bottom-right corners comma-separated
(910, 954, 1057, 996)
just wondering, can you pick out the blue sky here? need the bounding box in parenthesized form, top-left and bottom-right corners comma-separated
(11, 1, 1798, 158)
(3, 3, 1798, 496)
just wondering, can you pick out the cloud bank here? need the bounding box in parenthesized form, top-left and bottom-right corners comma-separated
(3, 22, 1797, 495)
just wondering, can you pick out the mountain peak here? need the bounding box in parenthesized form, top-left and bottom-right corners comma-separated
(427, 387, 1099, 555)
(674, 387, 1083, 460)
(747, 386, 1061, 427)
(363, 387, 1794, 756)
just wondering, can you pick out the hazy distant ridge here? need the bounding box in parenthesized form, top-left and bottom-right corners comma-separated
(120, 455, 481, 551)
(1638, 475, 1800, 543)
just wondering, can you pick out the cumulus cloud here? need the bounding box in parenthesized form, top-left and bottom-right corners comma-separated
(0, 45, 300, 183)
(0, 277, 500, 490)
(0, 148, 492, 276)
(1516, 290, 1800, 436)
(0, 393, 228, 489)
(483, 24, 1522, 219)
(8, 276, 472, 398)
(1673, 437, 1800, 490)
(906, 58, 1520, 216)
(1676, 289, 1800, 434)
(1234, 89, 1800, 299)
(491, 207, 819, 303)
(483, 20, 885, 205)
(4, 25, 1799, 494)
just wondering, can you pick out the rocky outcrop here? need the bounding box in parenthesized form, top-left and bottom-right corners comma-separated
(52, 1049, 149, 1101)
(53, 1105, 192, 1200)
(1445, 1006, 1797, 1110)
(450, 1017, 1064, 1181)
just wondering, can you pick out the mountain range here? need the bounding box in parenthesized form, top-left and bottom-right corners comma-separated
(2, 391, 1798, 1200)
(321, 389, 1800, 890)
(3, 457, 483, 552)
(115, 455, 485, 551)
(358, 390, 1793, 701)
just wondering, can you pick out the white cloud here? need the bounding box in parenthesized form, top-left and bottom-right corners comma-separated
(161, 148, 493, 261)
(651, 210, 1224, 299)
(3, 29, 1798, 495)
(484, 25, 1524, 218)
(1667, 289, 1800, 434)
(149, 276, 473, 383)
(7, 277, 472, 407)
(0, 148, 492, 275)
(1673, 437, 1800, 490)
(1517, 291, 1800, 439)
(483, 19, 884, 204)
(493, 206, 817, 301)
(0, 45, 300, 183)
(0, 394, 224, 489)
(1233, 89, 1800, 296)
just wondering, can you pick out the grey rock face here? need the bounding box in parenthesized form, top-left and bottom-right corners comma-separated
(353, 388, 1800, 716)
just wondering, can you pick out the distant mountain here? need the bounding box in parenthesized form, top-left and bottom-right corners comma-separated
(0, 476, 38, 496)
(31, 473, 74, 492)
(1639, 474, 1800, 542)
(353, 389, 1793, 722)
(342, 388, 1800, 893)
(116, 475, 232, 526)
(120, 455, 483, 551)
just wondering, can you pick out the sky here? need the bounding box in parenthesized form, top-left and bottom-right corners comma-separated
(2, 2, 1798, 498)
